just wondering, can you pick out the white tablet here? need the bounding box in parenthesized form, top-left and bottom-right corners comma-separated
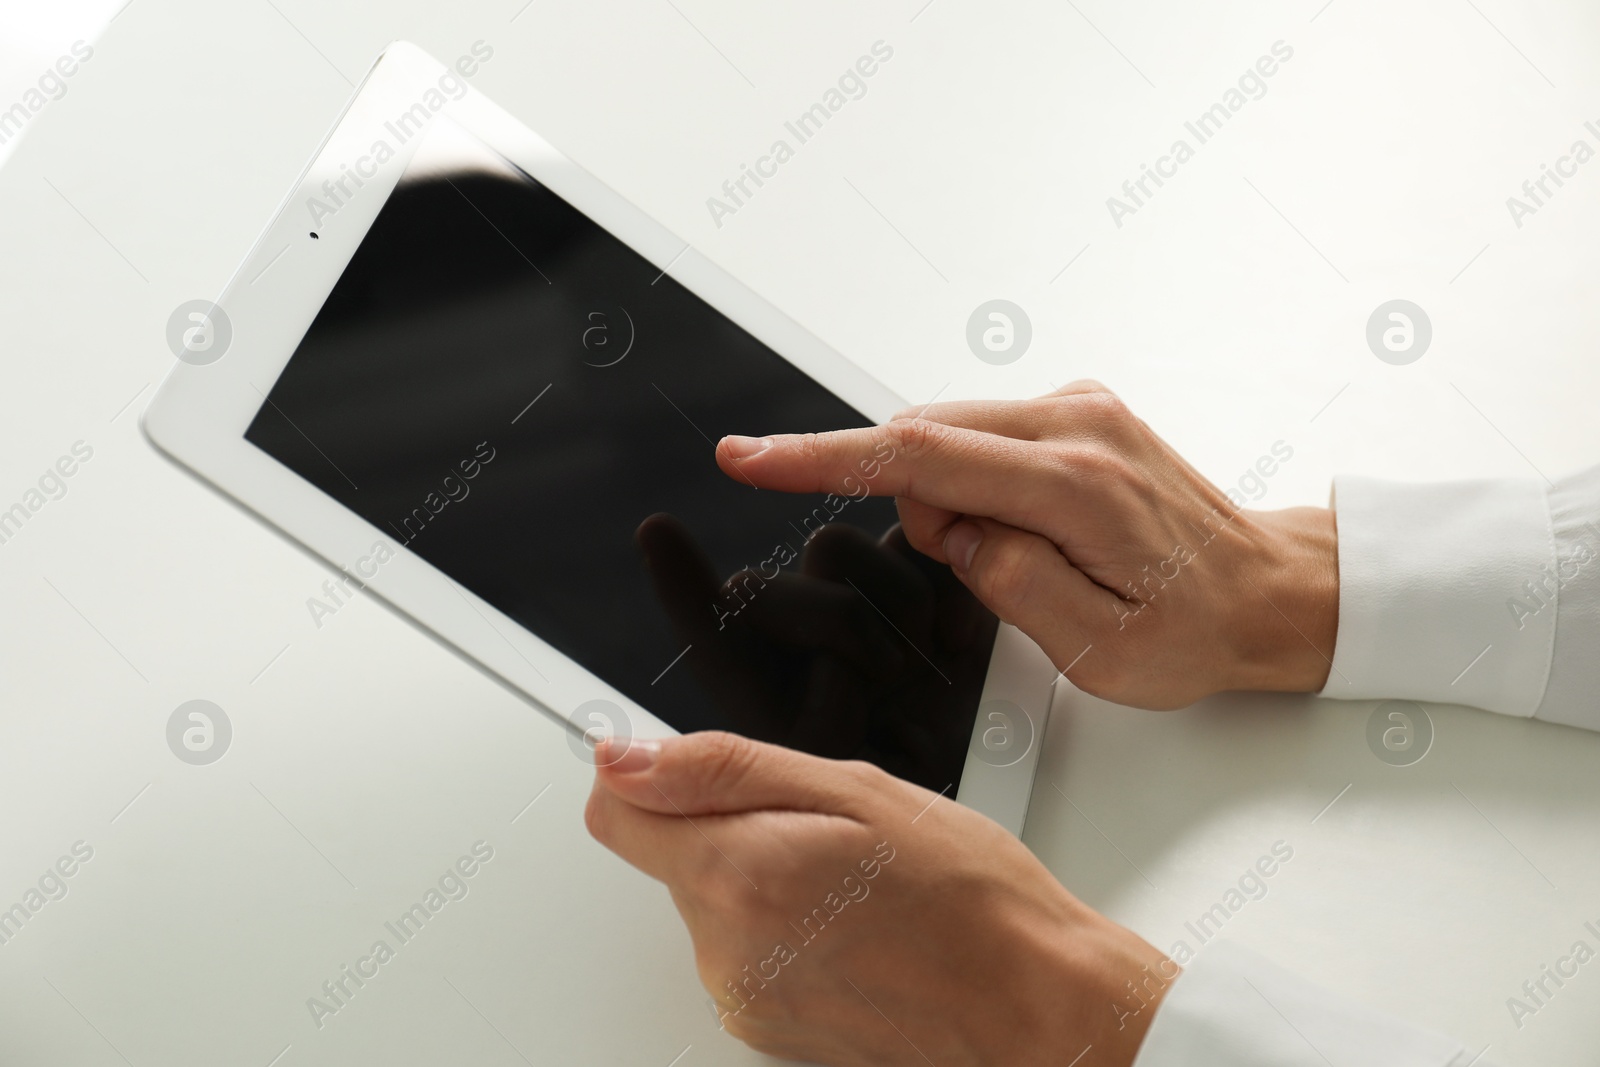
(142, 41, 1054, 835)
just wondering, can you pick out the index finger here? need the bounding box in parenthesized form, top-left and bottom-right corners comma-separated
(714, 419, 1064, 531)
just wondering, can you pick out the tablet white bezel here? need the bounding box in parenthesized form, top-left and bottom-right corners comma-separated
(141, 41, 1053, 835)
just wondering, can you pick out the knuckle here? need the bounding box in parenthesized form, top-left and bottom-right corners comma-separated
(1075, 388, 1131, 425)
(795, 431, 824, 466)
(693, 730, 756, 795)
(884, 416, 940, 460)
(973, 541, 1036, 616)
(1063, 377, 1111, 396)
(1057, 444, 1139, 491)
(839, 757, 890, 794)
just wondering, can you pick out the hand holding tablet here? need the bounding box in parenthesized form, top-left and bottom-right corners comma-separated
(585, 729, 1173, 1067)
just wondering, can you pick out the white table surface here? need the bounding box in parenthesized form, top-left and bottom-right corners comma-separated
(2, 1, 1598, 1064)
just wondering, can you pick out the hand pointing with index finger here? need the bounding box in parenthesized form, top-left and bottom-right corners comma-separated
(716, 381, 1340, 711)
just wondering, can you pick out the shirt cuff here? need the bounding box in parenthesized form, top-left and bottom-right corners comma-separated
(1131, 942, 1488, 1067)
(1318, 474, 1555, 717)
(1536, 464, 1600, 730)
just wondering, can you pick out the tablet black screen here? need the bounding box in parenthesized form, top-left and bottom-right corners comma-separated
(245, 120, 996, 792)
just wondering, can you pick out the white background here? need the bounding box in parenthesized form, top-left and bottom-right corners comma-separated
(1, 0, 1597, 1064)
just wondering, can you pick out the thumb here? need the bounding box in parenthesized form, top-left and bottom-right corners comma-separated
(941, 516, 1109, 656)
(595, 731, 878, 820)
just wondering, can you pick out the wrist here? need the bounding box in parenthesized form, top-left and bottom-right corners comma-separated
(978, 887, 1175, 1066)
(1042, 912, 1176, 1067)
(1228, 506, 1340, 693)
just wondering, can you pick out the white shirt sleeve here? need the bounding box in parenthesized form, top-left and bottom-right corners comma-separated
(1132, 942, 1495, 1067)
(1136, 468, 1599, 1064)
(1317, 464, 1600, 729)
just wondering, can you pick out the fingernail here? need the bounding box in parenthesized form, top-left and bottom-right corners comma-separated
(601, 737, 660, 774)
(944, 523, 983, 572)
(722, 435, 771, 460)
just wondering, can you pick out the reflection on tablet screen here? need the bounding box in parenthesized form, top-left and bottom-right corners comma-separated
(245, 119, 998, 792)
